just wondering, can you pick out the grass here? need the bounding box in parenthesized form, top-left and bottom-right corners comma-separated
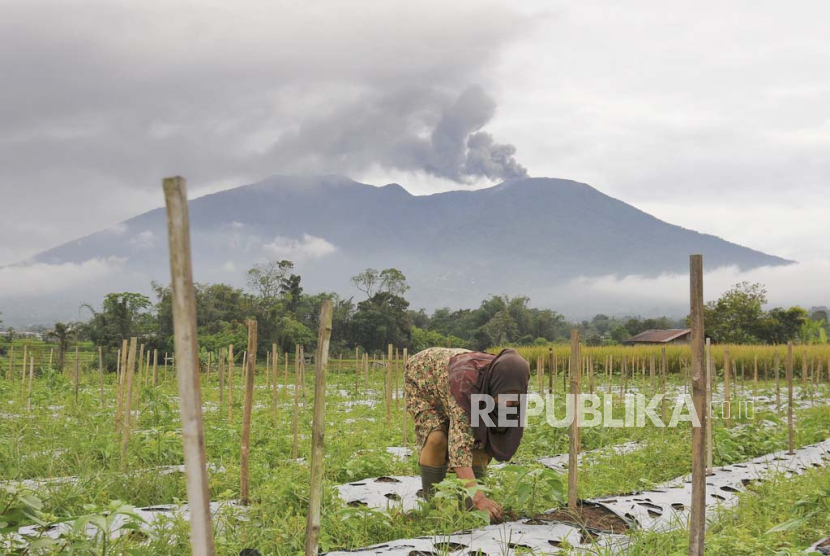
(0, 346, 828, 554)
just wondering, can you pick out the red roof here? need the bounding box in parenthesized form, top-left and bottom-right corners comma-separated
(625, 329, 691, 343)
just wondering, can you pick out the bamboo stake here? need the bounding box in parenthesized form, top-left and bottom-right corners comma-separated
(619, 356, 625, 400)
(137, 344, 144, 404)
(116, 340, 127, 432)
(163, 175, 216, 555)
(649, 355, 655, 392)
(48, 348, 53, 369)
(153, 349, 159, 388)
(787, 342, 794, 455)
(774, 350, 781, 414)
(394, 349, 400, 410)
(292, 343, 301, 459)
(20, 346, 27, 405)
(723, 348, 732, 428)
(753, 354, 758, 399)
(402, 347, 408, 446)
(27, 356, 35, 412)
(7, 346, 13, 381)
(74, 346, 80, 403)
(240, 320, 257, 505)
(272, 344, 278, 422)
(242, 351, 247, 388)
(386, 344, 393, 424)
(219, 349, 225, 406)
(688, 255, 706, 556)
(120, 338, 138, 470)
(300, 345, 306, 400)
(99, 346, 105, 404)
(228, 344, 234, 423)
(588, 355, 594, 395)
(304, 300, 333, 556)
(705, 338, 713, 474)
(548, 348, 554, 393)
(284, 351, 289, 405)
(661, 347, 667, 423)
(568, 330, 581, 510)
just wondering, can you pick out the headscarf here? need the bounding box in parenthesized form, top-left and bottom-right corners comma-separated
(448, 348, 530, 461)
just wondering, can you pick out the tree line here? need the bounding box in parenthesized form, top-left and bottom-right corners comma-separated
(1, 264, 826, 371)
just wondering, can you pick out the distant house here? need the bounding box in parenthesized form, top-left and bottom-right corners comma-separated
(624, 329, 691, 345)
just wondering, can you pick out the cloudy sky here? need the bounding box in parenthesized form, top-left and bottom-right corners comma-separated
(1, 0, 828, 309)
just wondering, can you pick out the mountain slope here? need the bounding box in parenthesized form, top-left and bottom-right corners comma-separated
(14, 174, 791, 321)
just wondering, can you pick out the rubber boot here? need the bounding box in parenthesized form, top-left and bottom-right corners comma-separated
(419, 463, 447, 499)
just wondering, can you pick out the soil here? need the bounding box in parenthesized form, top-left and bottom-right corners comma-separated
(817, 537, 830, 555)
(532, 502, 631, 534)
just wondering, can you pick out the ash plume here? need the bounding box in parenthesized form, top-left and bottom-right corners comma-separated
(268, 85, 528, 183)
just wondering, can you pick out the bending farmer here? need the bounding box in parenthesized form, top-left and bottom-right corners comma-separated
(405, 347, 530, 522)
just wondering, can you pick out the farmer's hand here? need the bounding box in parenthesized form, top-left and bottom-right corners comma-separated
(472, 491, 503, 523)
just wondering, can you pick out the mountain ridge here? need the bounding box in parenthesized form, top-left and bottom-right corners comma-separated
(3, 174, 792, 324)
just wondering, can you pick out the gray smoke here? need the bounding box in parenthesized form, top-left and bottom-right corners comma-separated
(267, 85, 528, 183)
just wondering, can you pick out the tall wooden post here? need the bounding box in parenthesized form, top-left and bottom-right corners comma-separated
(240, 320, 257, 505)
(116, 340, 127, 432)
(292, 344, 301, 459)
(74, 346, 80, 402)
(218, 349, 225, 406)
(228, 344, 234, 423)
(705, 338, 713, 473)
(752, 354, 758, 398)
(386, 344, 393, 424)
(661, 347, 667, 423)
(137, 344, 144, 404)
(304, 300, 333, 556)
(99, 346, 105, 404)
(774, 350, 781, 413)
(7, 346, 13, 381)
(568, 330, 581, 511)
(722, 348, 732, 428)
(786, 342, 794, 455)
(163, 176, 216, 555)
(272, 344, 279, 422)
(121, 338, 138, 470)
(688, 255, 706, 556)
(548, 348, 554, 393)
(402, 347, 408, 446)
(19, 346, 27, 404)
(27, 356, 35, 412)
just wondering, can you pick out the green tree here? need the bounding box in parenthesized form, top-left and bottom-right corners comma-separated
(281, 274, 303, 314)
(351, 268, 409, 298)
(247, 260, 294, 299)
(351, 292, 412, 352)
(81, 292, 153, 350)
(704, 282, 767, 343)
(485, 309, 518, 345)
(755, 307, 808, 344)
(46, 322, 76, 373)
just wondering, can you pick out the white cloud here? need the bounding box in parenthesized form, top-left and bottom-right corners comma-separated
(221, 261, 237, 272)
(262, 234, 336, 262)
(0, 257, 127, 297)
(108, 223, 128, 236)
(560, 259, 830, 317)
(128, 230, 156, 249)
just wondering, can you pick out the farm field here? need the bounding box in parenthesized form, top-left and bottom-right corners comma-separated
(1, 343, 829, 555)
